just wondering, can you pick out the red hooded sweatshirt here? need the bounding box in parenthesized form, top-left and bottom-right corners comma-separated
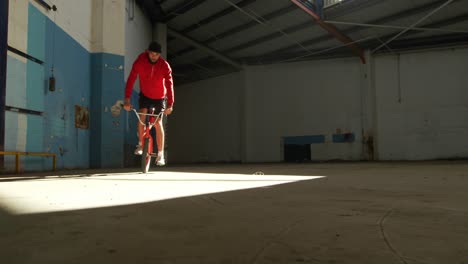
(125, 52, 174, 107)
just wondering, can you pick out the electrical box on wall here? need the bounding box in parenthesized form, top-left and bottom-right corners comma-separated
(49, 76, 55, 91)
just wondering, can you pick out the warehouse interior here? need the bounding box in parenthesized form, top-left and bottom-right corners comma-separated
(1, 0, 468, 263)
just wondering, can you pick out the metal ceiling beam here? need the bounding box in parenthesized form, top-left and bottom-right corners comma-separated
(239, 30, 468, 65)
(198, 0, 386, 56)
(167, 28, 243, 70)
(171, 0, 416, 67)
(171, 0, 465, 71)
(377, 32, 468, 50)
(175, 29, 468, 84)
(366, 14, 468, 52)
(291, 0, 366, 63)
(136, 0, 166, 22)
(365, 17, 468, 51)
(372, 0, 456, 53)
(324, 19, 468, 34)
(163, 0, 207, 22)
(170, 0, 466, 83)
(173, 0, 383, 59)
(310, 0, 465, 45)
(171, 0, 446, 55)
(254, 0, 462, 62)
(369, 0, 462, 26)
(277, 36, 372, 64)
(168, 0, 456, 50)
(424, 13, 468, 31)
(180, 0, 381, 55)
(240, 38, 369, 65)
(170, 5, 297, 58)
(223, 22, 315, 54)
(165, 0, 257, 42)
(325, 0, 383, 19)
(221, 0, 313, 53)
(167, 0, 256, 44)
(168, 0, 313, 66)
(205, 5, 297, 42)
(180, 0, 257, 34)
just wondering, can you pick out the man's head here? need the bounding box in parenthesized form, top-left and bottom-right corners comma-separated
(147, 41, 162, 63)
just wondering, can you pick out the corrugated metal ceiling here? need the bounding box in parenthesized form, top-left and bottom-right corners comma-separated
(135, 0, 468, 83)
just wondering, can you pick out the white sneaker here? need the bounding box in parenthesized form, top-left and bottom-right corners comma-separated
(134, 145, 143, 155)
(156, 155, 165, 166)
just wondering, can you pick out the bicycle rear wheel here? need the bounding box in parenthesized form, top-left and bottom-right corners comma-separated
(141, 137, 151, 173)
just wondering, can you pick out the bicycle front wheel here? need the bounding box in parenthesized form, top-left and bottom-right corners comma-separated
(141, 137, 151, 173)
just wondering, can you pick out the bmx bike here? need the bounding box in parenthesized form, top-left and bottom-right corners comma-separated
(130, 107, 164, 173)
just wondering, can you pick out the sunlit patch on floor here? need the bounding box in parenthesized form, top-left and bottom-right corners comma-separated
(0, 172, 325, 215)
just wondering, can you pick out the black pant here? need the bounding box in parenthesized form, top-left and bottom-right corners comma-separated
(138, 93, 166, 113)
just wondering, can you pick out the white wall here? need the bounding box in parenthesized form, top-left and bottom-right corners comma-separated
(169, 58, 365, 164)
(8, 0, 29, 61)
(375, 47, 468, 160)
(92, 0, 126, 55)
(244, 58, 364, 162)
(49, 0, 93, 52)
(124, 0, 152, 91)
(169, 72, 244, 163)
(168, 47, 468, 163)
(9, 0, 127, 55)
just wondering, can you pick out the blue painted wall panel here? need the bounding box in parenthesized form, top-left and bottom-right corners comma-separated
(23, 114, 47, 171)
(4, 4, 125, 172)
(90, 53, 125, 168)
(101, 53, 124, 168)
(5, 111, 20, 151)
(26, 60, 45, 111)
(42, 14, 91, 170)
(27, 3, 46, 61)
(6, 4, 46, 111)
(89, 54, 102, 167)
(4, 112, 49, 172)
(6, 56, 27, 108)
(26, 114, 44, 151)
(4, 111, 21, 171)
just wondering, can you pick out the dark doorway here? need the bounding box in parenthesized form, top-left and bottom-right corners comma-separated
(284, 144, 311, 163)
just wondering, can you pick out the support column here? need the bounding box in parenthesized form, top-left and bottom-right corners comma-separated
(360, 50, 378, 160)
(240, 68, 249, 163)
(90, 0, 126, 168)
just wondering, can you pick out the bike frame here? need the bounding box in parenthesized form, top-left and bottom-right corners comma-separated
(131, 108, 164, 173)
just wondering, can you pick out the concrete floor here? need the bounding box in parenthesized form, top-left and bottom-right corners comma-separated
(0, 161, 467, 264)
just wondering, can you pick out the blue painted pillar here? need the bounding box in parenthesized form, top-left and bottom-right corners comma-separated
(89, 0, 126, 168)
(90, 54, 125, 169)
(0, 0, 8, 162)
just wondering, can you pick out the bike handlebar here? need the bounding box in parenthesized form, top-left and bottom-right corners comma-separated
(130, 108, 164, 126)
